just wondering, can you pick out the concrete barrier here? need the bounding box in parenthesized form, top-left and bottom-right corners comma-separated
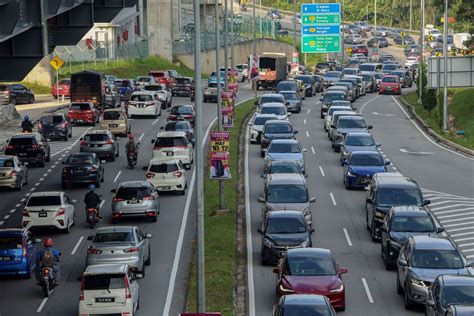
(0, 103, 21, 123)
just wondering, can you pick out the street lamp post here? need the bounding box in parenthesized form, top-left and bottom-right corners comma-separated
(419, 0, 425, 102)
(293, 0, 297, 51)
(442, 0, 448, 131)
(230, 0, 234, 67)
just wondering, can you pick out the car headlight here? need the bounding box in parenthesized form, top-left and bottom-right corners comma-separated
(347, 171, 355, 177)
(330, 284, 344, 293)
(204, 90, 211, 95)
(263, 238, 275, 248)
(302, 207, 311, 217)
(342, 150, 350, 157)
(297, 159, 305, 167)
(279, 284, 295, 294)
(301, 239, 311, 247)
(374, 210, 386, 219)
(322, 104, 328, 109)
(409, 278, 428, 288)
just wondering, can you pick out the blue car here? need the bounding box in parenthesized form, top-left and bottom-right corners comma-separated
(340, 132, 380, 164)
(207, 71, 225, 85)
(342, 151, 390, 189)
(0, 229, 38, 278)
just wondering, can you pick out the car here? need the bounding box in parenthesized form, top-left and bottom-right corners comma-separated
(323, 71, 342, 88)
(340, 132, 379, 163)
(37, 113, 72, 141)
(67, 102, 100, 125)
(426, 275, 474, 316)
(203, 81, 224, 103)
(260, 103, 290, 121)
(404, 44, 420, 56)
(248, 114, 278, 144)
(151, 131, 194, 169)
(264, 139, 306, 174)
(255, 93, 286, 110)
(324, 105, 353, 132)
(390, 69, 413, 88)
(316, 62, 333, 73)
(258, 174, 316, 226)
(172, 77, 194, 97)
(145, 158, 187, 194)
(394, 35, 415, 45)
(359, 63, 383, 73)
(327, 110, 357, 140)
(274, 248, 347, 310)
(0, 83, 35, 105)
(267, 8, 281, 19)
(114, 79, 136, 102)
(127, 91, 161, 118)
(51, 78, 70, 99)
(4, 132, 50, 167)
(78, 264, 140, 316)
(361, 72, 378, 93)
(339, 77, 361, 98)
(320, 91, 347, 118)
(367, 36, 389, 48)
(0, 229, 38, 278)
(143, 83, 173, 109)
(261, 160, 305, 184)
(379, 75, 402, 95)
(352, 44, 369, 56)
(397, 236, 471, 309)
(236, 63, 248, 81)
(100, 109, 130, 136)
(149, 70, 174, 87)
(374, 72, 384, 89)
(327, 85, 352, 103)
(134, 75, 156, 88)
(294, 75, 317, 97)
(105, 74, 118, 86)
(22, 191, 76, 233)
(258, 210, 312, 265)
(0, 155, 28, 190)
(366, 172, 430, 241)
(276, 81, 301, 99)
(373, 26, 389, 37)
(260, 120, 297, 157)
(161, 120, 195, 145)
(168, 104, 196, 127)
(381, 206, 444, 270)
(111, 181, 160, 223)
(80, 129, 119, 161)
(313, 74, 325, 92)
(404, 56, 419, 68)
(104, 84, 120, 108)
(219, 66, 244, 83)
(342, 151, 389, 189)
(381, 63, 400, 74)
(61, 153, 105, 188)
(331, 116, 373, 152)
(279, 90, 301, 113)
(86, 226, 152, 273)
(344, 75, 366, 96)
(273, 294, 336, 316)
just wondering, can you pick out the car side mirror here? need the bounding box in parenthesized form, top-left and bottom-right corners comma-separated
(381, 226, 388, 232)
(310, 228, 315, 234)
(101, 160, 106, 164)
(79, 138, 83, 141)
(258, 197, 265, 203)
(87, 235, 94, 241)
(366, 198, 373, 204)
(368, 125, 373, 129)
(294, 130, 298, 134)
(376, 144, 381, 148)
(287, 113, 292, 116)
(436, 227, 444, 233)
(304, 174, 308, 178)
(257, 228, 263, 234)
(320, 98, 323, 101)
(110, 189, 117, 193)
(134, 273, 144, 279)
(151, 139, 155, 144)
(384, 159, 391, 165)
(160, 126, 164, 130)
(145, 233, 153, 238)
(398, 258, 408, 267)
(423, 200, 431, 206)
(302, 148, 307, 152)
(339, 267, 348, 274)
(272, 268, 279, 274)
(331, 125, 336, 128)
(260, 174, 265, 179)
(254, 100, 259, 105)
(310, 197, 316, 203)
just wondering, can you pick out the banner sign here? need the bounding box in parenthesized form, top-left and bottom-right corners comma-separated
(227, 69, 239, 95)
(210, 131, 231, 180)
(221, 91, 235, 128)
(249, 54, 260, 80)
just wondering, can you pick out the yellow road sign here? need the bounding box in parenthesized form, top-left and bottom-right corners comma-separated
(346, 47, 353, 54)
(50, 56, 64, 71)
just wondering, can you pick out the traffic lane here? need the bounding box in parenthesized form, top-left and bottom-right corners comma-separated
(360, 93, 474, 197)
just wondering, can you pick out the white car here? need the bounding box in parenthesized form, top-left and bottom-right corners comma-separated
(145, 158, 187, 194)
(22, 191, 76, 233)
(78, 264, 140, 316)
(236, 64, 248, 81)
(259, 103, 291, 120)
(151, 131, 194, 169)
(249, 114, 278, 144)
(143, 83, 172, 109)
(352, 34, 363, 44)
(324, 106, 353, 132)
(404, 56, 419, 68)
(127, 91, 161, 118)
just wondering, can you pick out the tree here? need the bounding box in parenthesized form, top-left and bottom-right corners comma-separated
(422, 88, 437, 115)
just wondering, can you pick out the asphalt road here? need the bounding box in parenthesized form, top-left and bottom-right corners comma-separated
(0, 85, 255, 316)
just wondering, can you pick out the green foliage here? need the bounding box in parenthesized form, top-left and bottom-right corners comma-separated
(422, 88, 437, 115)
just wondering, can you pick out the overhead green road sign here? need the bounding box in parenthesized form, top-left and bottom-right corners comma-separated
(302, 14, 340, 25)
(301, 35, 341, 53)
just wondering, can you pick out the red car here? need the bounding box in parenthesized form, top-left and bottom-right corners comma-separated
(351, 45, 369, 56)
(167, 104, 196, 127)
(67, 102, 99, 125)
(149, 70, 175, 87)
(274, 248, 347, 311)
(379, 75, 401, 95)
(51, 78, 71, 99)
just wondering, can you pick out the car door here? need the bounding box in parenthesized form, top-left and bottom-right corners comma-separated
(13, 84, 27, 103)
(400, 242, 412, 288)
(26, 232, 36, 269)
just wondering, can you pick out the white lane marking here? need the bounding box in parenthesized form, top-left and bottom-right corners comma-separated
(51, 165, 56, 169)
(330, 193, 337, 206)
(113, 171, 122, 183)
(306, 131, 310, 138)
(47, 169, 52, 173)
(99, 200, 105, 208)
(382, 154, 387, 158)
(36, 295, 52, 313)
(432, 204, 473, 211)
(35, 182, 40, 187)
(39, 178, 44, 181)
(71, 236, 84, 255)
(306, 109, 311, 114)
(444, 221, 474, 228)
(52, 127, 91, 157)
(442, 216, 474, 224)
(458, 242, 474, 248)
(43, 173, 48, 177)
(15, 203, 21, 208)
(400, 148, 434, 155)
(461, 249, 474, 253)
(452, 232, 474, 237)
(343, 228, 353, 246)
(319, 166, 325, 177)
(30, 188, 35, 192)
(152, 118, 160, 125)
(54, 161, 59, 165)
(466, 254, 474, 258)
(421, 189, 474, 199)
(454, 236, 474, 242)
(359, 95, 382, 115)
(438, 211, 474, 219)
(25, 193, 30, 197)
(138, 132, 145, 141)
(304, 119, 307, 125)
(0, 221, 4, 225)
(449, 226, 474, 233)
(9, 209, 16, 214)
(362, 278, 374, 303)
(392, 166, 398, 170)
(391, 96, 474, 160)
(4, 215, 10, 219)
(311, 146, 316, 154)
(372, 111, 397, 117)
(20, 198, 25, 202)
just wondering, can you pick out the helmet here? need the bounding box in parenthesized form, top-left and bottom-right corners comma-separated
(24, 115, 29, 121)
(128, 134, 135, 140)
(88, 184, 96, 191)
(43, 238, 53, 247)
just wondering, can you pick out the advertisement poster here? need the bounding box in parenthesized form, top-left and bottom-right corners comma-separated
(221, 91, 235, 128)
(227, 69, 239, 95)
(210, 131, 231, 180)
(249, 54, 260, 80)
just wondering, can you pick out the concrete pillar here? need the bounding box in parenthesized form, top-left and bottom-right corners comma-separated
(147, 0, 173, 60)
(23, 55, 54, 87)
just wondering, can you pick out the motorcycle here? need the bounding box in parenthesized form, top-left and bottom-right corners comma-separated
(127, 152, 137, 169)
(86, 207, 99, 229)
(41, 267, 56, 297)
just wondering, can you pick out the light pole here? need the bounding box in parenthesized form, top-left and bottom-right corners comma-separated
(230, 0, 234, 67)
(374, 0, 377, 32)
(409, 0, 412, 30)
(260, 0, 262, 35)
(442, 0, 448, 131)
(419, 0, 425, 102)
(293, 0, 297, 51)
(253, 0, 257, 99)
(341, 0, 345, 64)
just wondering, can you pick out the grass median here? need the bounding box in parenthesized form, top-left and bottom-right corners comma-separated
(186, 99, 254, 315)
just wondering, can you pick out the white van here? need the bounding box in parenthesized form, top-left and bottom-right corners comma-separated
(151, 131, 194, 170)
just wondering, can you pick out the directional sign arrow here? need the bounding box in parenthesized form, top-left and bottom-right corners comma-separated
(400, 148, 434, 155)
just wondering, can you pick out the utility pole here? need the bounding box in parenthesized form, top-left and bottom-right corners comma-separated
(293, 0, 297, 51)
(220, 0, 228, 210)
(442, 0, 448, 131)
(193, 0, 205, 312)
(342, 0, 345, 64)
(409, 0, 412, 30)
(230, 0, 234, 67)
(419, 0, 425, 102)
(260, 0, 262, 34)
(374, 0, 377, 32)
(253, 0, 257, 99)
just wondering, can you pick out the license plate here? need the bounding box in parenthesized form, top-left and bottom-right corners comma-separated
(19, 153, 27, 157)
(109, 124, 118, 128)
(39, 212, 47, 217)
(77, 120, 84, 123)
(387, 87, 392, 90)
(73, 170, 83, 174)
(0, 256, 11, 261)
(161, 186, 171, 190)
(95, 297, 115, 303)
(128, 200, 140, 204)
(166, 152, 174, 156)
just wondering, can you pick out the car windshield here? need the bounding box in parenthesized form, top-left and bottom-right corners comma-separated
(277, 83, 297, 91)
(280, 305, 333, 316)
(0, 236, 22, 249)
(345, 135, 375, 146)
(281, 92, 297, 100)
(27, 196, 61, 206)
(254, 116, 275, 126)
(260, 96, 284, 104)
(349, 154, 384, 166)
(115, 186, 152, 199)
(343, 69, 358, 75)
(155, 137, 187, 147)
(165, 122, 190, 131)
(70, 103, 92, 111)
(338, 118, 366, 128)
(66, 155, 94, 165)
(289, 255, 336, 276)
(171, 106, 193, 115)
(84, 134, 109, 142)
(412, 249, 464, 269)
(390, 215, 434, 232)
(103, 111, 122, 120)
(176, 78, 191, 84)
(94, 232, 134, 243)
(392, 72, 405, 78)
(149, 163, 179, 173)
(144, 85, 164, 92)
(295, 76, 312, 84)
(377, 188, 422, 207)
(270, 163, 300, 174)
(266, 217, 307, 234)
(328, 108, 351, 117)
(324, 93, 345, 102)
(442, 286, 474, 308)
(325, 72, 341, 78)
(130, 94, 153, 102)
(0, 158, 14, 167)
(265, 124, 292, 134)
(41, 116, 64, 124)
(84, 274, 125, 291)
(267, 184, 308, 203)
(269, 143, 301, 153)
(360, 65, 376, 72)
(261, 106, 286, 116)
(383, 64, 398, 71)
(382, 77, 398, 83)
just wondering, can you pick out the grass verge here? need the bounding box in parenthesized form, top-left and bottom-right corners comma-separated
(402, 89, 474, 149)
(186, 99, 254, 315)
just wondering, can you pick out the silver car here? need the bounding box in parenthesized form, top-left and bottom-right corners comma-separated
(264, 139, 306, 174)
(80, 130, 119, 161)
(111, 181, 160, 223)
(0, 155, 28, 190)
(86, 226, 152, 274)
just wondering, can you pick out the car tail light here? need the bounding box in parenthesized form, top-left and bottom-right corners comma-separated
(22, 240, 27, 257)
(143, 195, 154, 201)
(10, 171, 17, 178)
(113, 197, 125, 202)
(22, 208, 29, 217)
(56, 208, 65, 216)
(80, 140, 88, 145)
(172, 171, 182, 178)
(31, 144, 39, 149)
(146, 211, 156, 217)
(79, 277, 85, 301)
(87, 247, 102, 254)
(168, 114, 176, 119)
(123, 247, 140, 253)
(124, 276, 132, 299)
(105, 139, 113, 144)
(90, 165, 99, 172)
(146, 172, 155, 179)
(5, 145, 13, 150)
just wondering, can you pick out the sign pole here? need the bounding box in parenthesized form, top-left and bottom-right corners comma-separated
(442, 0, 448, 131)
(56, 70, 59, 103)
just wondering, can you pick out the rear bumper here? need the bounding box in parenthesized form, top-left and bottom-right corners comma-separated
(69, 117, 95, 124)
(78, 303, 134, 316)
(128, 106, 157, 116)
(148, 179, 186, 192)
(86, 256, 141, 270)
(62, 173, 99, 184)
(41, 129, 67, 138)
(80, 146, 115, 157)
(0, 260, 31, 276)
(0, 177, 19, 188)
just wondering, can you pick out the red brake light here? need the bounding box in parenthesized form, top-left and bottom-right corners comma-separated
(113, 197, 125, 202)
(87, 247, 102, 255)
(79, 277, 85, 301)
(106, 139, 113, 144)
(56, 208, 65, 216)
(6, 145, 13, 150)
(31, 144, 39, 149)
(172, 171, 182, 178)
(80, 140, 88, 145)
(124, 276, 132, 299)
(146, 172, 155, 179)
(22, 208, 29, 217)
(142, 196, 154, 201)
(22, 240, 27, 257)
(123, 247, 140, 253)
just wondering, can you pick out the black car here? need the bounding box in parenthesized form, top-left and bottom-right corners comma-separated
(426, 275, 474, 316)
(276, 81, 299, 95)
(381, 205, 443, 270)
(4, 132, 50, 167)
(316, 62, 334, 73)
(258, 210, 313, 265)
(322, 71, 342, 88)
(313, 75, 325, 92)
(367, 36, 389, 48)
(172, 77, 194, 97)
(366, 173, 430, 241)
(61, 153, 105, 189)
(160, 120, 195, 145)
(320, 91, 347, 118)
(295, 75, 317, 97)
(38, 113, 72, 141)
(273, 294, 336, 316)
(0, 84, 35, 105)
(260, 120, 297, 157)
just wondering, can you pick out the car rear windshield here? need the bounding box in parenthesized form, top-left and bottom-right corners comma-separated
(155, 137, 187, 147)
(8, 137, 35, 146)
(260, 96, 284, 104)
(350, 154, 383, 166)
(144, 85, 164, 91)
(84, 134, 109, 142)
(116, 186, 152, 199)
(361, 74, 372, 81)
(280, 92, 297, 100)
(267, 184, 308, 203)
(289, 255, 336, 276)
(165, 121, 189, 131)
(176, 78, 191, 84)
(383, 64, 398, 71)
(66, 155, 94, 165)
(70, 103, 92, 111)
(325, 71, 341, 78)
(41, 115, 64, 124)
(27, 196, 61, 206)
(277, 82, 297, 91)
(359, 65, 376, 72)
(269, 142, 300, 153)
(171, 106, 193, 115)
(149, 163, 179, 173)
(338, 118, 366, 128)
(324, 93, 345, 102)
(266, 217, 307, 234)
(261, 106, 286, 116)
(295, 76, 312, 84)
(58, 79, 70, 85)
(0, 236, 22, 249)
(94, 232, 134, 243)
(412, 249, 464, 269)
(265, 123, 292, 134)
(0, 158, 15, 167)
(84, 274, 125, 290)
(253, 116, 275, 126)
(103, 111, 122, 120)
(280, 305, 333, 316)
(345, 134, 374, 146)
(442, 286, 474, 308)
(382, 77, 398, 83)
(377, 188, 422, 207)
(327, 107, 351, 117)
(269, 163, 300, 174)
(130, 94, 153, 102)
(390, 215, 434, 232)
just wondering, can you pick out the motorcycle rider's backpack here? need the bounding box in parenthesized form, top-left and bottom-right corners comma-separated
(40, 249, 55, 268)
(126, 141, 137, 153)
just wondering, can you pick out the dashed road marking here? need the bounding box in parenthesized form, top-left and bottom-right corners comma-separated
(9, 209, 16, 214)
(330, 193, 337, 206)
(36, 295, 51, 313)
(4, 215, 10, 219)
(319, 166, 325, 177)
(152, 118, 160, 125)
(20, 198, 26, 202)
(71, 236, 84, 255)
(35, 182, 40, 186)
(362, 278, 374, 303)
(0, 221, 4, 225)
(306, 109, 311, 114)
(47, 169, 52, 173)
(15, 203, 21, 208)
(39, 178, 44, 181)
(311, 146, 315, 155)
(343, 228, 353, 246)
(113, 171, 122, 183)
(30, 188, 35, 192)
(139, 132, 145, 141)
(306, 131, 310, 138)
(303, 119, 307, 125)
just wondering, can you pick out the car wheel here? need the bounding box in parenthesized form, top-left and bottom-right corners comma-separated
(24, 173, 28, 185)
(344, 177, 351, 190)
(179, 189, 185, 196)
(100, 172, 104, 182)
(149, 214, 158, 222)
(145, 247, 151, 265)
(366, 209, 371, 231)
(62, 134, 68, 141)
(46, 150, 50, 162)
(29, 96, 35, 104)
(404, 284, 413, 309)
(397, 272, 403, 294)
(110, 152, 115, 162)
(15, 177, 23, 191)
(140, 265, 146, 278)
(384, 247, 394, 270)
(370, 219, 378, 242)
(95, 178, 101, 188)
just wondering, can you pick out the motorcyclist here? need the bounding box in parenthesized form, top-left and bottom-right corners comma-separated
(35, 238, 61, 286)
(84, 184, 102, 219)
(125, 134, 139, 160)
(21, 115, 34, 132)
